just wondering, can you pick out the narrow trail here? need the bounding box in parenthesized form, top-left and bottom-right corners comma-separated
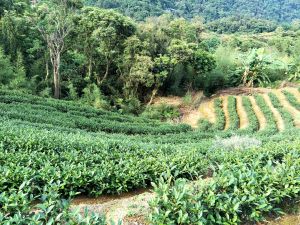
(222, 96, 230, 130)
(262, 94, 285, 131)
(198, 100, 216, 123)
(248, 96, 267, 130)
(182, 110, 202, 128)
(236, 96, 249, 129)
(71, 189, 153, 225)
(273, 90, 300, 128)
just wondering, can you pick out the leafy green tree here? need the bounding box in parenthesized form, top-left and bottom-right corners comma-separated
(74, 7, 136, 84)
(241, 49, 280, 88)
(34, 0, 77, 98)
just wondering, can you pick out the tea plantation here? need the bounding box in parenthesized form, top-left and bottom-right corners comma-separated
(1, 89, 300, 224)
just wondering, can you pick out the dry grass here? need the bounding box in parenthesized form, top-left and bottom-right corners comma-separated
(236, 96, 249, 129)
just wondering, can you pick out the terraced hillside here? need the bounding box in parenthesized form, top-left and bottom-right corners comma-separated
(1, 89, 300, 224)
(198, 88, 300, 133)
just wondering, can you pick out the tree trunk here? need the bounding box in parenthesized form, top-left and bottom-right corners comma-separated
(88, 58, 92, 79)
(52, 54, 61, 99)
(45, 60, 49, 81)
(147, 88, 158, 107)
(99, 56, 110, 85)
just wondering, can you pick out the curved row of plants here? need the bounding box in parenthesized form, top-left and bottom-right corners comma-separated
(227, 96, 240, 131)
(0, 101, 191, 135)
(268, 92, 295, 129)
(283, 90, 300, 110)
(0, 119, 211, 198)
(241, 96, 260, 132)
(254, 94, 278, 135)
(213, 98, 226, 131)
(0, 90, 155, 123)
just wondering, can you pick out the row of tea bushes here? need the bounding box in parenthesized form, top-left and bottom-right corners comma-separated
(283, 90, 300, 110)
(150, 140, 300, 224)
(227, 96, 239, 131)
(268, 92, 295, 129)
(241, 96, 259, 132)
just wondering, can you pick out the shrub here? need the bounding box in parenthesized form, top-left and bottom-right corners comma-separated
(213, 98, 226, 130)
(150, 147, 300, 224)
(283, 90, 300, 110)
(182, 91, 193, 106)
(227, 96, 239, 130)
(142, 104, 180, 121)
(268, 92, 294, 129)
(198, 119, 214, 131)
(82, 83, 109, 109)
(242, 96, 259, 132)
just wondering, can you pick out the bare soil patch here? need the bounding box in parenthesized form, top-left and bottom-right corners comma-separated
(214, 87, 271, 97)
(181, 109, 202, 128)
(236, 96, 249, 129)
(71, 189, 153, 224)
(198, 99, 216, 124)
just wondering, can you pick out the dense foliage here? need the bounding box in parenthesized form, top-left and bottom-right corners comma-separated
(150, 140, 300, 224)
(0, 0, 299, 115)
(1, 88, 300, 223)
(0, 0, 300, 224)
(86, 0, 300, 23)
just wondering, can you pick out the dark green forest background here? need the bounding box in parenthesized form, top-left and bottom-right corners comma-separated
(87, 0, 300, 22)
(0, 0, 299, 116)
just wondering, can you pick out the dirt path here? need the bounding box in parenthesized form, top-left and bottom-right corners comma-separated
(265, 214, 300, 225)
(236, 96, 249, 129)
(222, 96, 230, 130)
(182, 109, 202, 128)
(262, 94, 285, 131)
(273, 90, 300, 128)
(71, 189, 153, 224)
(248, 96, 267, 130)
(198, 100, 216, 123)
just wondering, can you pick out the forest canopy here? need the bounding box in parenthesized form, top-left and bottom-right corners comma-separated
(0, 0, 299, 115)
(86, 0, 300, 23)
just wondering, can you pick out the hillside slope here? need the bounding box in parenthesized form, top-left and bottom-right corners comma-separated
(86, 0, 300, 22)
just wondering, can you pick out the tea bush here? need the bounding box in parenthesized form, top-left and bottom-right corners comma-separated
(283, 90, 300, 110)
(0, 90, 299, 224)
(254, 94, 278, 135)
(268, 92, 294, 129)
(242, 96, 259, 132)
(213, 98, 226, 130)
(227, 96, 239, 130)
(150, 141, 300, 224)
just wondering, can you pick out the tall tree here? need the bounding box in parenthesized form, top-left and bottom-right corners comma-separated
(34, 0, 75, 98)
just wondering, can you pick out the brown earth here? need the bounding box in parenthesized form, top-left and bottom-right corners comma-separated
(198, 99, 216, 123)
(236, 96, 249, 129)
(71, 189, 153, 224)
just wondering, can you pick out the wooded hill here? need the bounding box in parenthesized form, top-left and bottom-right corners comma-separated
(86, 0, 300, 23)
